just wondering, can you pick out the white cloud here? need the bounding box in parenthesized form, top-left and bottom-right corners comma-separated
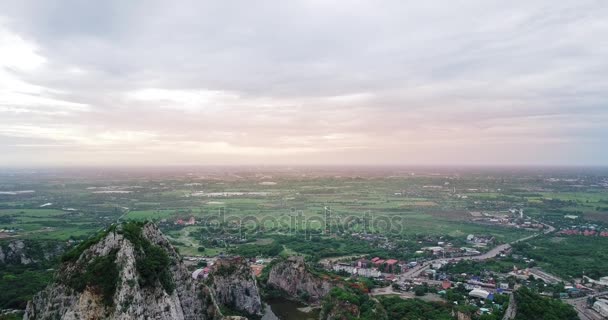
(0, 24, 45, 71)
(0, 1, 607, 166)
(0, 23, 90, 116)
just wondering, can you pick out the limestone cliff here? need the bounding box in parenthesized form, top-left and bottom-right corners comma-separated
(208, 257, 262, 317)
(266, 256, 336, 304)
(24, 222, 222, 320)
(0, 239, 63, 265)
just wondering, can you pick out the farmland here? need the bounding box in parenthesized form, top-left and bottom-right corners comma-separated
(0, 168, 608, 270)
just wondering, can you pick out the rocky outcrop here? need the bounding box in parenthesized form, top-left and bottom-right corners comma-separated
(0, 239, 63, 265)
(266, 256, 335, 304)
(24, 222, 222, 320)
(319, 299, 360, 320)
(209, 257, 262, 316)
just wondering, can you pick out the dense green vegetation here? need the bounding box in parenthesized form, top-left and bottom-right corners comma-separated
(273, 236, 395, 261)
(321, 285, 456, 320)
(441, 258, 528, 275)
(61, 225, 116, 262)
(118, 222, 175, 293)
(513, 235, 608, 279)
(0, 240, 63, 309)
(229, 241, 283, 258)
(66, 250, 119, 306)
(0, 265, 53, 309)
(378, 296, 453, 320)
(322, 286, 386, 320)
(514, 287, 578, 320)
(0, 314, 22, 320)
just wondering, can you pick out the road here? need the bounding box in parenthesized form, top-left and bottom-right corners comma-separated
(399, 220, 607, 320)
(564, 291, 608, 320)
(401, 221, 556, 281)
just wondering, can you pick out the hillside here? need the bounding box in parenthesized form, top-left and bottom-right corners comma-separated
(24, 222, 223, 320)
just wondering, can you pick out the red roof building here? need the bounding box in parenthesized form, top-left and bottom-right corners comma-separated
(385, 259, 398, 265)
(442, 280, 452, 290)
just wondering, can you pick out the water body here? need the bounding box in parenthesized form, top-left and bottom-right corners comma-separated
(262, 299, 319, 320)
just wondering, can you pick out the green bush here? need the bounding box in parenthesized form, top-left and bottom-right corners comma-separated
(118, 221, 175, 294)
(61, 225, 116, 262)
(514, 287, 578, 320)
(66, 250, 119, 306)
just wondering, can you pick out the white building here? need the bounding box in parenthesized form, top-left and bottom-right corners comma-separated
(592, 299, 608, 318)
(469, 288, 490, 299)
(357, 268, 381, 278)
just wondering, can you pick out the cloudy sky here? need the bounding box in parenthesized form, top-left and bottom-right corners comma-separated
(0, 0, 607, 167)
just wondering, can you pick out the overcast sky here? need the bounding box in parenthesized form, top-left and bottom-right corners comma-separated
(0, 0, 607, 167)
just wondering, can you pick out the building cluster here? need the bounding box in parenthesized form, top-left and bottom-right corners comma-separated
(557, 224, 608, 237)
(466, 234, 495, 247)
(419, 244, 481, 257)
(470, 209, 546, 231)
(190, 256, 269, 280)
(593, 297, 608, 318)
(175, 216, 197, 226)
(328, 256, 406, 278)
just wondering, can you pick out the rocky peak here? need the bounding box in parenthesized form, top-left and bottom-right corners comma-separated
(24, 222, 222, 320)
(266, 256, 336, 304)
(208, 256, 263, 317)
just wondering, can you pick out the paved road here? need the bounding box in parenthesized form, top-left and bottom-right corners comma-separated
(564, 291, 608, 320)
(399, 220, 608, 320)
(401, 221, 556, 281)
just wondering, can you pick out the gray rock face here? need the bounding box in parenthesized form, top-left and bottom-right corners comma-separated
(23, 223, 222, 320)
(267, 256, 335, 304)
(0, 240, 63, 265)
(209, 257, 263, 316)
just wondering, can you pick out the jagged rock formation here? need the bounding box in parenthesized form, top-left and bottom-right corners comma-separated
(266, 256, 335, 304)
(24, 222, 222, 320)
(0, 239, 63, 265)
(209, 257, 262, 316)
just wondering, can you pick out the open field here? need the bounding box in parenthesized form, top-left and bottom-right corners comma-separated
(0, 167, 606, 261)
(1, 167, 607, 318)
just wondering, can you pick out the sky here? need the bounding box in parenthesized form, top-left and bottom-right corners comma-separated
(0, 0, 607, 167)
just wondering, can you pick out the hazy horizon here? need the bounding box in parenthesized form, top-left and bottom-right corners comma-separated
(1, 1, 607, 167)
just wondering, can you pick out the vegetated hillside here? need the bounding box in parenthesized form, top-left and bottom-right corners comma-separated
(0, 239, 64, 266)
(514, 287, 578, 320)
(0, 240, 64, 309)
(512, 236, 608, 279)
(24, 222, 223, 320)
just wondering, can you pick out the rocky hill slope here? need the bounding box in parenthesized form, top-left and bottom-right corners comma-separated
(0, 239, 64, 265)
(266, 256, 336, 304)
(23, 222, 222, 320)
(208, 256, 262, 316)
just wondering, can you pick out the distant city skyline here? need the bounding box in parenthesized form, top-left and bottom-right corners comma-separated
(1, 1, 607, 167)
